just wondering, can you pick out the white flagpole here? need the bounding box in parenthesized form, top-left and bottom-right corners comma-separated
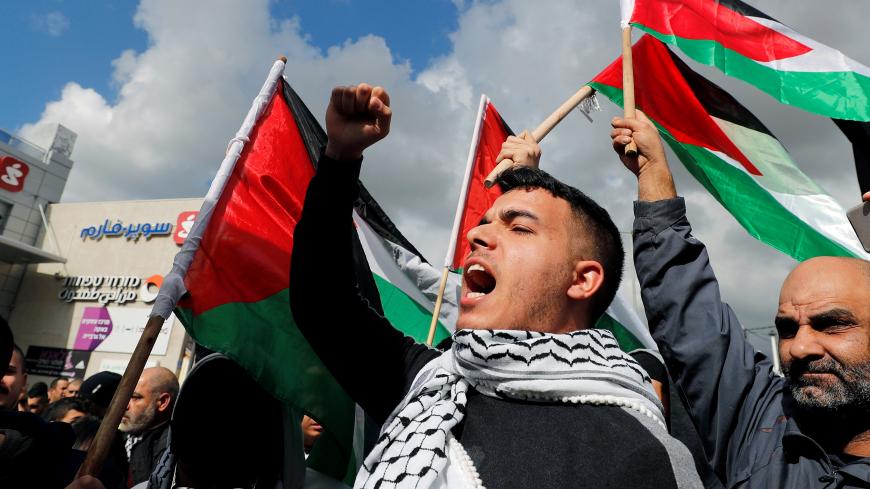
(426, 94, 488, 345)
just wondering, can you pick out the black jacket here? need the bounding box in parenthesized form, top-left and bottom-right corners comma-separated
(129, 421, 170, 485)
(633, 197, 870, 488)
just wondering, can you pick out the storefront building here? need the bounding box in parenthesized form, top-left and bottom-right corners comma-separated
(2, 125, 202, 383)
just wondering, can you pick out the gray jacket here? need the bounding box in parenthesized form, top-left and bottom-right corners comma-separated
(633, 198, 870, 488)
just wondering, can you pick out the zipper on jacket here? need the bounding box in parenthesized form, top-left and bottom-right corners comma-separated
(818, 471, 840, 488)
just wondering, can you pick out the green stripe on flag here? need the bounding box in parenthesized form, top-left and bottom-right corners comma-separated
(371, 274, 451, 345)
(591, 82, 857, 261)
(633, 24, 870, 121)
(594, 314, 646, 352)
(176, 290, 356, 482)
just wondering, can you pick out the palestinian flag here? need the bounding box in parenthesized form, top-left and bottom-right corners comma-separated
(152, 60, 457, 483)
(589, 35, 870, 260)
(621, 0, 870, 122)
(447, 95, 512, 272)
(447, 96, 661, 354)
(833, 119, 870, 194)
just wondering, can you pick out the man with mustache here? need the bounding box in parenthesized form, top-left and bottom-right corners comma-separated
(291, 84, 702, 488)
(612, 112, 870, 488)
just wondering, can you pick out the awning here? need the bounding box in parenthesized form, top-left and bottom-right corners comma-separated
(0, 235, 65, 263)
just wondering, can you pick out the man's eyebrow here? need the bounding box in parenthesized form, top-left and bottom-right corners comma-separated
(499, 208, 539, 223)
(809, 308, 858, 325)
(774, 315, 797, 327)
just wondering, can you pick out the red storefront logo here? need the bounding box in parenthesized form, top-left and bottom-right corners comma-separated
(0, 156, 29, 193)
(174, 211, 198, 245)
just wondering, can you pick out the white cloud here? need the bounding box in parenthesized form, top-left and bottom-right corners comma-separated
(17, 0, 870, 344)
(31, 11, 70, 37)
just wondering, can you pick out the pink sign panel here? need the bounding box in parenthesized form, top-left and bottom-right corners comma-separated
(75, 307, 113, 350)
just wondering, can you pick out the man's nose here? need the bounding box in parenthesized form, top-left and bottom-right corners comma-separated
(787, 325, 825, 362)
(466, 223, 493, 251)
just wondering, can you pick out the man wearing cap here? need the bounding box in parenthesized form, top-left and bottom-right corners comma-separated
(79, 371, 122, 418)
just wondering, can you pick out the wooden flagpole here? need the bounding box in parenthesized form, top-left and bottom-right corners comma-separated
(425, 267, 451, 346)
(621, 25, 639, 157)
(424, 85, 595, 345)
(483, 85, 593, 187)
(76, 54, 291, 481)
(78, 314, 165, 477)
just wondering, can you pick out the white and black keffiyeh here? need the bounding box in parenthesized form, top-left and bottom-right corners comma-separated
(355, 329, 666, 489)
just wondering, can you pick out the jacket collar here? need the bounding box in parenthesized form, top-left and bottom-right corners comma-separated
(782, 417, 870, 483)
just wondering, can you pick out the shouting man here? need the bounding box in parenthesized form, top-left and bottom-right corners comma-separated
(611, 112, 870, 487)
(290, 84, 702, 488)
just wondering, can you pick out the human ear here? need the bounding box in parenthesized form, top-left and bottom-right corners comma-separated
(567, 260, 604, 301)
(156, 392, 171, 412)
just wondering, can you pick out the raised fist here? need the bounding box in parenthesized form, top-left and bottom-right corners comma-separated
(324, 84, 392, 161)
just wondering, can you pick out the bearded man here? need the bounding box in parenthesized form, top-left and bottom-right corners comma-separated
(120, 366, 178, 485)
(290, 84, 702, 488)
(611, 112, 870, 487)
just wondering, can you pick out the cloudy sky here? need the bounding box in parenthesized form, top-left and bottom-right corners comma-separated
(3, 0, 869, 351)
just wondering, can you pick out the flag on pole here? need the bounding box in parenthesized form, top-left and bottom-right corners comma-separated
(446, 95, 660, 353)
(151, 60, 457, 483)
(589, 35, 870, 261)
(620, 0, 870, 122)
(446, 95, 513, 272)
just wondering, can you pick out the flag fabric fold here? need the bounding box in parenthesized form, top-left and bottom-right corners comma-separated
(589, 35, 870, 261)
(152, 61, 457, 482)
(621, 0, 870, 122)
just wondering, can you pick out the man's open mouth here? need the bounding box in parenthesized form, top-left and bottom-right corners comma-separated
(465, 263, 496, 298)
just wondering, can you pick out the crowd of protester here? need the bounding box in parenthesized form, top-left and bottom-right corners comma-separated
(1, 82, 868, 489)
(0, 323, 184, 488)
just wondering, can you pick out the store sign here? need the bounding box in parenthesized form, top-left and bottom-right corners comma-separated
(74, 306, 174, 355)
(0, 156, 28, 193)
(58, 274, 162, 305)
(99, 358, 157, 376)
(80, 219, 173, 241)
(24, 346, 90, 378)
(173, 211, 198, 245)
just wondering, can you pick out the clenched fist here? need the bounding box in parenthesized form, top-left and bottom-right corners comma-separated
(324, 84, 392, 161)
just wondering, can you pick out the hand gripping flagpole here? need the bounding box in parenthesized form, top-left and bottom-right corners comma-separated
(77, 56, 289, 480)
(621, 25, 639, 156)
(425, 86, 595, 345)
(483, 85, 594, 187)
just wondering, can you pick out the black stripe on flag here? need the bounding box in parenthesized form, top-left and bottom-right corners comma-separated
(715, 0, 776, 22)
(665, 47, 776, 139)
(833, 119, 870, 195)
(281, 79, 427, 261)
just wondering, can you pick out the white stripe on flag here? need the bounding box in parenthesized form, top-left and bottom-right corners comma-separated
(353, 211, 461, 331)
(749, 17, 870, 76)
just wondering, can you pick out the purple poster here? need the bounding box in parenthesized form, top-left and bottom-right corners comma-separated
(74, 306, 113, 350)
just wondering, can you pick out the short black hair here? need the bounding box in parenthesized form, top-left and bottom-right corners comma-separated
(28, 382, 48, 398)
(50, 377, 69, 389)
(42, 397, 90, 422)
(496, 166, 624, 322)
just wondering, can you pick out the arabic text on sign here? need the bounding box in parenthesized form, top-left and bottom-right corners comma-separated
(80, 219, 173, 241)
